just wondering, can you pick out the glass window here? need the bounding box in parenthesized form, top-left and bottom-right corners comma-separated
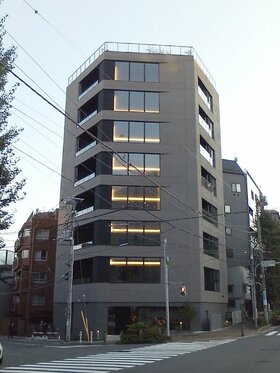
(130, 62, 144, 81)
(22, 249, 29, 259)
(128, 186, 143, 209)
(232, 183, 241, 193)
(113, 121, 128, 142)
(225, 227, 232, 236)
(143, 222, 160, 246)
(145, 63, 159, 82)
(114, 91, 129, 111)
(32, 272, 47, 283)
(225, 205, 231, 213)
(23, 229, 31, 237)
(128, 222, 144, 245)
(112, 153, 128, 175)
(145, 154, 160, 176)
(31, 294, 45, 306)
(111, 221, 127, 245)
(115, 62, 129, 81)
(204, 267, 220, 292)
(145, 122, 160, 143)
(130, 91, 144, 112)
(129, 122, 144, 142)
(145, 92, 159, 113)
(34, 250, 47, 261)
(112, 186, 128, 209)
(129, 153, 144, 175)
(35, 229, 49, 240)
(145, 187, 160, 210)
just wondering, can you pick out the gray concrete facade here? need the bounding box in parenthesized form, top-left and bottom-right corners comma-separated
(54, 43, 228, 338)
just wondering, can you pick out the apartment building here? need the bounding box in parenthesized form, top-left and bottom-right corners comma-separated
(54, 42, 228, 338)
(222, 159, 262, 316)
(12, 210, 58, 336)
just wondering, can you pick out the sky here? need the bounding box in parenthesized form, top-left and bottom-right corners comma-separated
(1, 0, 280, 250)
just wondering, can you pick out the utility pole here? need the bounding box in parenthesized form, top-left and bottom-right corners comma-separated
(163, 238, 170, 338)
(256, 196, 269, 324)
(250, 241, 258, 328)
(61, 197, 83, 342)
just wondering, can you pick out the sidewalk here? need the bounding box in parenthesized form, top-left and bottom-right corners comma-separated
(170, 323, 274, 342)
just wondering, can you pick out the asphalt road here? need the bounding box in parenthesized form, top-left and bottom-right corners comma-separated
(1, 327, 280, 372)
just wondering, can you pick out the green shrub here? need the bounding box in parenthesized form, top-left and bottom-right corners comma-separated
(120, 322, 168, 344)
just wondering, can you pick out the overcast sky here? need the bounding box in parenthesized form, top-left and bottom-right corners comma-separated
(1, 0, 280, 249)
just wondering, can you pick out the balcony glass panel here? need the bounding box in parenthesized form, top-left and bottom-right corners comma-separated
(145, 63, 159, 82)
(145, 92, 159, 113)
(129, 153, 144, 175)
(130, 91, 144, 112)
(145, 122, 160, 143)
(130, 62, 144, 81)
(130, 122, 144, 142)
(145, 154, 160, 176)
(113, 121, 129, 142)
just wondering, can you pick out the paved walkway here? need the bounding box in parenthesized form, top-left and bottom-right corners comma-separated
(170, 323, 274, 342)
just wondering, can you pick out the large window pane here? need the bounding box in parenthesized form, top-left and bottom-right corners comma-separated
(112, 186, 128, 209)
(130, 62, 144, 81)
(129, 153, 144, 175)
(145, 92, 159, 113)
(129, 122, 144, 142)
(113, 121, 128, 142)
(145, 154, 160, 176)
(112, 153, 128, 175)
(143, 222, 160, 245)
(115, 62, 129, 81)
(130, 91, 144, 112)
(111, 221, 127, 245)
(145, 63, 159, 82)
(114, 91, 129, 111)
(145, 122, 160, 143)
(128, 186, 143, 209)
(127, 222, 144, 245)
(144, 187, 160, 210)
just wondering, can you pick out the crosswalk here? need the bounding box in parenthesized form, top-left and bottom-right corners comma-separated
(266, 329, 280, 336)
(1, 340, 234, 372)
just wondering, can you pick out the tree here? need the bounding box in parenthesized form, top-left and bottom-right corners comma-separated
(260, 211, 280, 309)
(0, 13, 25, 248)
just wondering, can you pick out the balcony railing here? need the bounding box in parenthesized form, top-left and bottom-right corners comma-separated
(78, 110, 98, 127)
(200, 146, 214, 166)
(78, 80, 98, 100)
(198, 86, 212, 111)
(68, 42, 215, 87)
(199, 115, 213, 137)
(201, 176, 216, 196)
(74, 172, 95, 187)
(75, 206, 94, 217)
(75, 141, 97, 157)
(202, 209, 218, 226)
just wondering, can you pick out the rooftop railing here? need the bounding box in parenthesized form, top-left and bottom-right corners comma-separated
(68, 42, 215, 87)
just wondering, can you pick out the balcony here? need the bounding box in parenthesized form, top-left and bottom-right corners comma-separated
(78, 110, 97, 127)
(78, 80, 98, 100)
(75, 141, 96, 157)
(74, 172, 95, 187)
(75, 206, 94, 217)
(202, 198, 218, 226)
(200, 146, 214, 166)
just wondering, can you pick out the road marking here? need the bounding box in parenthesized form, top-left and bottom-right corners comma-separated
(265, 331, 279, 336)
(1, 340, 235, 372)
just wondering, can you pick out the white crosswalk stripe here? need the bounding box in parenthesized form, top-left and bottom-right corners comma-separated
(1, 340, 235, 372)
(266, 330, 280, 336)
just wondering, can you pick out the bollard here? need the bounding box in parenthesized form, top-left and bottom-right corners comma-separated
(90, 331, 93, 343)
(79, 331, 82, 343)
(97, 330, 100, 340)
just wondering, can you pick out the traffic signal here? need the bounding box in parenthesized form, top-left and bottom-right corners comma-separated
(180, 285, 187, 296)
